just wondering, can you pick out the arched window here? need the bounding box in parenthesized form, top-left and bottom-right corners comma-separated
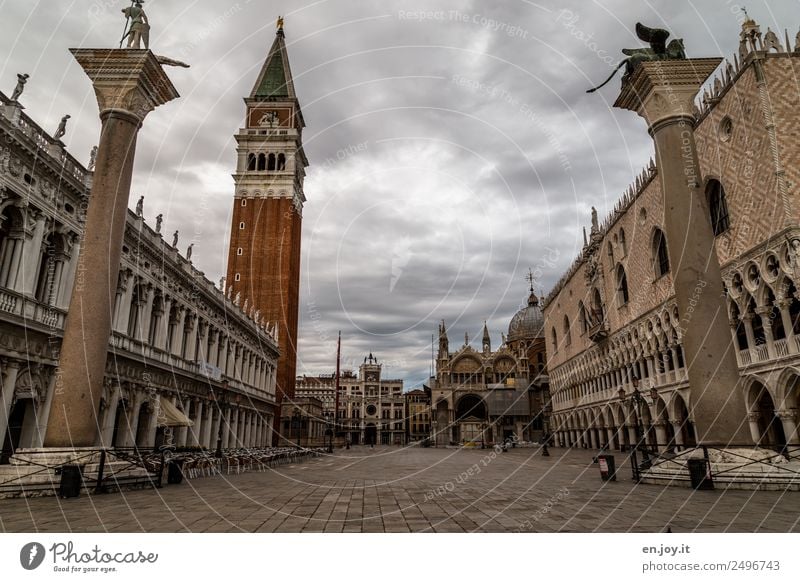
(592, 288, 604, 324)
(706, 179, 730, 235)
(267, 153, 276, 171)
(730, 302, 748, 350)
(0, 206, 24, 290)
(246, 153, 256, 171)
(607, 242, 614, 270)
(34, 234, 57, 303)
(616, 264, 629, 306)
(563, 315, 571, 345)
(746, 296, 765, 345)
(766, 287, 785, 340)
(257, 153, 266, 171)
(618, 228, 627, 256)
(127, 283, 143, 338)
(277, 153, 286, 171)
(551, 327, 558, 352)
(166, 303, 180, 352)
(578, 301, 587, 333)
(148, 294, 163, 345)
(786, 281, 800, 336)
(652, 228, 670, 278)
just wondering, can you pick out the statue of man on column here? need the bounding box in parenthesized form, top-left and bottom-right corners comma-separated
(121, 1, 150, 50)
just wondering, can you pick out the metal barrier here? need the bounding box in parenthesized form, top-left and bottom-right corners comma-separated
(0, 447, 164, 497)
(622, 443, 800, 486)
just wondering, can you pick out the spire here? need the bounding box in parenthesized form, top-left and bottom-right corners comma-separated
(250, 18, 297, 100)
(525, 268, 535, 294)
(482, 321, 491, 353)
(438, 320, 450, 360)
(524, 268, 539, 307)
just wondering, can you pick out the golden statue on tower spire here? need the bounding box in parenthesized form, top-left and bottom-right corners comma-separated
(277, 16, 284, 31)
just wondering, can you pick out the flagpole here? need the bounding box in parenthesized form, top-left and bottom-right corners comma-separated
(334, 331, 342, 445)
(430, 333, 434, 379)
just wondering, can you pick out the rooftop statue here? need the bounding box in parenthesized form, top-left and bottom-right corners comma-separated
(88, 146, 98, 171)
(54, 115, 70, 140)
(587, 23, 687, 93)
(10, 73, 29, 102)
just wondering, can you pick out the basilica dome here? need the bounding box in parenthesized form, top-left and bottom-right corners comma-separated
(507, 292, 545, 342)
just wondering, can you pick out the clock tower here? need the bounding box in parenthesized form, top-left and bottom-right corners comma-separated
(226, 20, 307, 443)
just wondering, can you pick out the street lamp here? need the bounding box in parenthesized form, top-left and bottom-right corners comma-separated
(618, 374, 650, 480)
(293, 409, 302, 448)
(212, 384, 228, 458)
(541, 403, 551, 457)
(325, 412, 334, 454)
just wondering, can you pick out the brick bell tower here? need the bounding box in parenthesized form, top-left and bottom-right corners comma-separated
(226, 18, 307, 444)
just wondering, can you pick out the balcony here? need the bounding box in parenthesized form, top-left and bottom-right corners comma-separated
(587, 320, 609, 342)
(0, 288, 66, 331)
(736, 336, 800, 368)
(109, 332, 275, 404)
(583, 308, 608, 343)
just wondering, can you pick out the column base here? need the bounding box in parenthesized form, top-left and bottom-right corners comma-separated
(0, 447, 158, 499)
(639, 446, 800, 491)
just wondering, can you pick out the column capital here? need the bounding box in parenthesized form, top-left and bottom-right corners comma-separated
(69, 49, 179, 124)
(777, 409, 798, 421)
(614, 58, 722, 129)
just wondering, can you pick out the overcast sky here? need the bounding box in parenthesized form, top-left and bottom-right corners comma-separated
(1, 0, 797, 388)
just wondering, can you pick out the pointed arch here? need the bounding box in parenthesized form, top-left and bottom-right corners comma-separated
(706, 178, 730, 235)
(615, 264, 629, 306)
(652, 227, 670, 278)
(578, 301, 588, 334)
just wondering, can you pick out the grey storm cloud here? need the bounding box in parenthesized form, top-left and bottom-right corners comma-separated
(2, 0, 797, 388)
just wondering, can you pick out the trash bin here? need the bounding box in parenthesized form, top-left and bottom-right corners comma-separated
(167, 459, 185, 485)
(59, 465, 83, 498)
(687, 458, 714, 490)
(598, 454, 616, 481)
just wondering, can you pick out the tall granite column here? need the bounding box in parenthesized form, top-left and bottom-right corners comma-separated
(44, 50, 179, 447)
(615, 59, 749, 445)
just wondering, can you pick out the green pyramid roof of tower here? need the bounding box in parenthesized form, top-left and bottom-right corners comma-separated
(251, 28, 296, 100)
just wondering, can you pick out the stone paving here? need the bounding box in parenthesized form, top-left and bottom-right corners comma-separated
(1, 446, 798, 533)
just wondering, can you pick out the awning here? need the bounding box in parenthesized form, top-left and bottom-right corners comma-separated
(156, 397, 194, 427)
